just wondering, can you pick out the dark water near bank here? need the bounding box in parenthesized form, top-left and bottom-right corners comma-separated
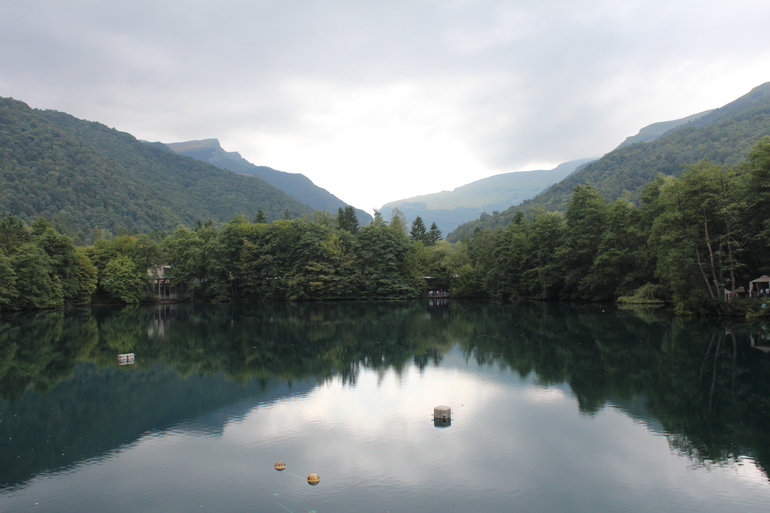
(2, 300, 770, 512)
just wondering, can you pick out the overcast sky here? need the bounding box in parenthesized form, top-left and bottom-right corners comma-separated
(2, 0, 769, 214)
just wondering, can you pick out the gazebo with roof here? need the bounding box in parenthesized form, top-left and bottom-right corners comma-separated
(749, 275, 770, 297)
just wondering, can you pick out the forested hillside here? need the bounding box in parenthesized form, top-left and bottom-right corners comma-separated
(614, 110, 712, 149)
(450, 82, 770, 241)
(380, 158, 594, 235)
(0, 98, 314, 242)
(452, 136, 770, 314)
(165, 139, 372, 225)
(4, 137, 770, 317)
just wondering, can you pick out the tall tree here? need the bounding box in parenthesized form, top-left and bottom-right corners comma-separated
(427, 222, 442, 246)
(9, 243, 64, 309)
(338, 205, 359, 234)
(354, 219, 418, 298)
(0, 215, 30, 256)
(253, 209, 267, 224)
(101, 254, 147, 304)
(649, 160, 748, 312)
(0, 253, 18, 309)
(410, 216, 427, 243)
(557, 184, 607, 299)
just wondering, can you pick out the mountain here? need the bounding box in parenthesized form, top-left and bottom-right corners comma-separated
(614, 110, 713, 149)
(448, 82, 770, 241)
(0, 97, 314, 242)
(165, 138, 372, 225)
(379, 158, 595, 235)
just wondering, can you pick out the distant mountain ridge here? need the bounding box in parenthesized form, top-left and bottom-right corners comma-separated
(380, 158, 595, 235)
(165, 139, 372, 225)
(0, 98, 314, 242)
(448, 82, 770, 240)
(614, 110, 713, 149)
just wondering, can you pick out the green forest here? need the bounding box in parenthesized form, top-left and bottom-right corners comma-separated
(3, 127, 770, 315)
(4, 85, 770, 316)
(0, 204, 454, 310)
(1, 137, 770, 315)
(453, 137, 770, 314)
(0, 97, 315, 242)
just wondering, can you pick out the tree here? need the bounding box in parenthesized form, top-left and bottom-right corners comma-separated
(0, 253, 18, 309)
(354, 220, 418, 298)
(338, 206, 359, 234)
(389, 209, 407, 235)
(0, 215, 30, 256)
(9, 243, 64, 309)
(580, 199, 647, 300)
(410, 216, 427, 243)
(72, 248, 98, 305)
(649, 160, 748, 312)
(253, 209, 267, 224)
(427, 222, 442, 246)
(30, 218, 82, 303)
(557, 184, 607, 299)
(101, 254, 147, 304)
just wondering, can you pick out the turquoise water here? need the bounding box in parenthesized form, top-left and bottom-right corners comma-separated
(2, 300, 770, 512)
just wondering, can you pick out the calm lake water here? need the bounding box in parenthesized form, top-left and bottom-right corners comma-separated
(2, 300, 770, 512)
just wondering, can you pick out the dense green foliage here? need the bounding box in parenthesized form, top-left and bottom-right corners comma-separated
(6, 130, 770, 315)
(4, 85, 770, 315)
(0, 97, 314, 243)
(450, 82, 770, 241)
(455, 137, 770, 314)
(0, 208, 460, 310)
(0, 215, 96, 310)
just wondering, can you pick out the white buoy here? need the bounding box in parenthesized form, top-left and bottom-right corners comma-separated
(433, 405, 451, 419)
(433, 405, 451, 427)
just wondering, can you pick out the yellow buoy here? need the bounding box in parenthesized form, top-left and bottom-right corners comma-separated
(274, 462, 286, 471)
(307, 473, 320, 485)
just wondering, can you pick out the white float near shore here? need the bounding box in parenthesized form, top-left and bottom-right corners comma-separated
(117, 353, 135, 365)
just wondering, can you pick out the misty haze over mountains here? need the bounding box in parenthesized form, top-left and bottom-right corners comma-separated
(1, 82, 769, 242)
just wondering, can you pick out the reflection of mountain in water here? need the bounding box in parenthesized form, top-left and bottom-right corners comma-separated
(608, 394, 666, 436)
(3, 301, 770, 487)
(0, 362, 316, 491)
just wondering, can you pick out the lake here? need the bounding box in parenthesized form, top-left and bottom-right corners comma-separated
(2, 300, 770, 512)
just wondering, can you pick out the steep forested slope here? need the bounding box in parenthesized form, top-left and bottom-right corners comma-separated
(165, 138, 372, 224)
(0, 98, 313, 242)
(537, 83, 770, 210)
(449, 82, 770, 240)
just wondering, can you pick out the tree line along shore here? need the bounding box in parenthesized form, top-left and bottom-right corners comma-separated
(3, 138, 770, 316)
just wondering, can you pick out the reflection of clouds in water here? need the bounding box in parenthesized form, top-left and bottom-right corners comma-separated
(226, 362, 507, 441)
(522, 386, 569, 405)
(221, 359, 770, 504)
(5, 347, 770, 513)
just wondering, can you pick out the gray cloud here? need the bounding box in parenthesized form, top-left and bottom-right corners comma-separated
(2, 0, 769, 210)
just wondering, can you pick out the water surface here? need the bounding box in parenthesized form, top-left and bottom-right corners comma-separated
(2, 300, 770, 512)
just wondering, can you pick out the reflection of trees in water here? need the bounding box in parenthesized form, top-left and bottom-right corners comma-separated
(456, 301, 770, 477)
(85, 301, 459, 386)
(2, 300, 770, 477)
(0, 308, 98, 401)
